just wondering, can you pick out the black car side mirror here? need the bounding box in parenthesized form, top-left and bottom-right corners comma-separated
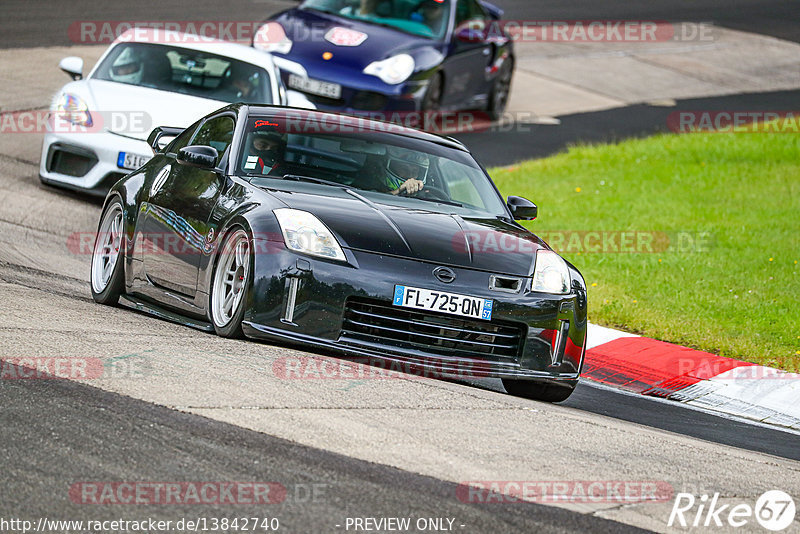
(507, 196, 537, 220)
(177, 145, 218, 170)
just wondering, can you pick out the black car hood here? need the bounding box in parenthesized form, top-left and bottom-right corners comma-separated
(275, 8, 434, 69)
(264, 184, 545, 276)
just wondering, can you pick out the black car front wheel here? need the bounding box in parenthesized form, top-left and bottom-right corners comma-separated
(209, 227, 251, 338)
(502, 378, 576, 403)
(90, 198, 125, 305)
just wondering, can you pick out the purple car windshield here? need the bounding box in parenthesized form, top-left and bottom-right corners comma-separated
(303, 0, 451, 40)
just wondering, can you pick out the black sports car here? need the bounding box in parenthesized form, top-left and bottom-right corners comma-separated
(91, 104, 586, 401)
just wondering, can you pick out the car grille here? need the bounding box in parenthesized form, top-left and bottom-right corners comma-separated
(340, 298, 526, 363)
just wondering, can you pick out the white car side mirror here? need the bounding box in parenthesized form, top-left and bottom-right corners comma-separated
(59, 56, 84, 80)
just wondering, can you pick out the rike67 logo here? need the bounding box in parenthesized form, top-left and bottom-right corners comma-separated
(669, 490, 796, 531)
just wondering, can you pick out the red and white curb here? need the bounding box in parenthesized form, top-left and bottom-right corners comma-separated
(584, 324, 800, 431)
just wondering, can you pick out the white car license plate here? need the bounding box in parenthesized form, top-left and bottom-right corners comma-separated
(393, 285, 493, 321)
(117, 152, 150, 171)
(288, 74, 342, 99)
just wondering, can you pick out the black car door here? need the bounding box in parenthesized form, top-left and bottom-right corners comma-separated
(139, 113, 236, 301)
(440, 0, 493, 108)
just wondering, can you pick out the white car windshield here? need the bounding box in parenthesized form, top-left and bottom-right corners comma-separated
(92, 43, 273, 103)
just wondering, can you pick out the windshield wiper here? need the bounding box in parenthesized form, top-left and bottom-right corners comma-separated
(282, 174, 347, 188)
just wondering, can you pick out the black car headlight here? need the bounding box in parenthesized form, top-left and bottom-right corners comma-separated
(532, 250, 570, 294)
(274, 208, 346, 262)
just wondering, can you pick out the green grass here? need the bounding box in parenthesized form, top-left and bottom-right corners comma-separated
(489, 129, 800, 371)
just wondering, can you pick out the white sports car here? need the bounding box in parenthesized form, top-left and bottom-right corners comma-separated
(40, 29, 313, 195)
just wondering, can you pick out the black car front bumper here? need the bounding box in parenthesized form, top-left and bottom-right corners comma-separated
(242, 245, 586, 381)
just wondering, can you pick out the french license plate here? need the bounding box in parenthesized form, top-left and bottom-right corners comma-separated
(393, 285, 493, 321)
(117, 152, 150, 170)
(287, 74, 342, 99)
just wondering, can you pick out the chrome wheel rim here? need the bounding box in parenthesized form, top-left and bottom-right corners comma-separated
(212, 230, 250, 327)
(91, 203, 123, 293)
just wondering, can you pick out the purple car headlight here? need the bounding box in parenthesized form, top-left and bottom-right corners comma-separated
(364, 54, 415, 85)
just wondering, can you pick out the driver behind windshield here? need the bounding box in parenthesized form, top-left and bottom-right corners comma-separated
(244, 131, 287, 175)
(108, 47, 144, 84)
(223, 62, 260, 101)
(383, 147, 429, 195)
(412, 0, 446, 32)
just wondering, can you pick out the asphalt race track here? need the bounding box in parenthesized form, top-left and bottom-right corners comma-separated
(1, 1, 799, 532)
(2, 376, 646, 533)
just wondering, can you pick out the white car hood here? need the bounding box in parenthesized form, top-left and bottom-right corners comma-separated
(83, 79, 231, 140)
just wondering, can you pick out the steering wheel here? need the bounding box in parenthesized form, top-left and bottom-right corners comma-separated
(405, 184, 449, 201)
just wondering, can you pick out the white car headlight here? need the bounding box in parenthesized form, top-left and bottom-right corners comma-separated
(363, 54, 415, 85)
(253, 22, 293, 54)
(532, 250, 570, 294)
(55, 93, 92, 127)
(274, 208, 346, 261)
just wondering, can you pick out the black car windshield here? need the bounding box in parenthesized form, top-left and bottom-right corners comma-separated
(238, 114, 508, 218)
(302, 0, 451, 39)
(92, 43, 273, 103)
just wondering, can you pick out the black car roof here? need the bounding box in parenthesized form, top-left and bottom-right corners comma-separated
(244, 104, 470, 152)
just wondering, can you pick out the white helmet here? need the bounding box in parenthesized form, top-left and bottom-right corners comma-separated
(109, 47, 144, 84)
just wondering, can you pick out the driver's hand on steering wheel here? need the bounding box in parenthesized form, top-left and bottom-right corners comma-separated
(392, 178, 424, 195)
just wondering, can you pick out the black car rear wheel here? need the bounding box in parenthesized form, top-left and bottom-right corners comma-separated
(502, 378, 576, 403)
(209, 227, 251, 338)
(90, 198, 125, 305)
